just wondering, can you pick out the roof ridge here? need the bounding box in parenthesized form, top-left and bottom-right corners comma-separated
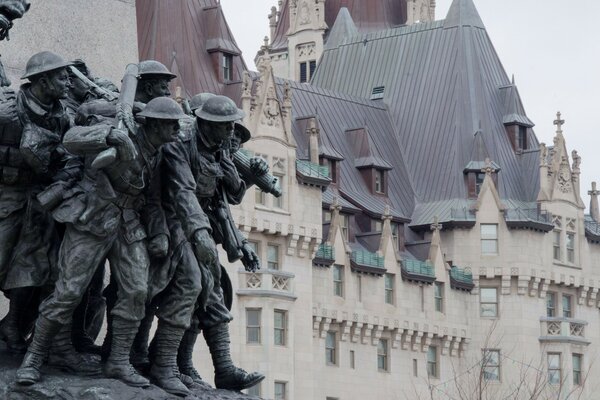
(443, 0, 485, 29)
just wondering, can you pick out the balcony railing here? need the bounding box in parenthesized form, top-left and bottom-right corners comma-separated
(313, 244, 335, 267)
(296, 160, 331, 188)
(449, 266, 474, 291)
(400, 259, 435, 284)
(504, 208, 554, 231)
(349, 250, 386, 275)
(238, 269, 297, 300)
(539, 317, 590, 345)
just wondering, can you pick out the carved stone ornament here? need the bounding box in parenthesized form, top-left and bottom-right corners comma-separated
(296, 42, 316, 58)
(557, 161, 572, 193)
(262, 87, 281, 127)
(299, 1, 311, 25)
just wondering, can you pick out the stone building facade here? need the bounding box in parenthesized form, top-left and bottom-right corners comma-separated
(1, 1, 599, 400)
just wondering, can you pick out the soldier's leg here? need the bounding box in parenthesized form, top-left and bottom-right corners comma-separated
(0, 210, 25, 351)
(198, 263, 264, 391)
(151, 241, 202, 396)
(17, 225, 112, 385)
(72, 261, 105, 354)
(103, 236, 150, 388)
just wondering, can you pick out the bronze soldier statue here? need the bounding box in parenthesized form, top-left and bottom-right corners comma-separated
(0, 51, 82, 356)
(15, 96, 186, 387)
(158, 95, 265, 391)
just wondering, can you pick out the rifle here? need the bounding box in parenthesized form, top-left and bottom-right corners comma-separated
(232, 150, 282, 197)
(68, 66, 118, 102)
(91, 63, 139, 169)
(216, 148, 245, 263)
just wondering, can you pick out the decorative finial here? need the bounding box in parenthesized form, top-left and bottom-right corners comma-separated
(330, 196, 342, 212)
(481, 157, 494, 176)
(430, 215, 442, 232)
(382, 204, 392, 221)
(589, 181, 599, 196)
(553, 111, 565, 134)
(572, 150, 581, 171)
(263, 36, 269, 47)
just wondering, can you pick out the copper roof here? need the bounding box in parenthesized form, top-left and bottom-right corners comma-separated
(136, 0, 247, 100)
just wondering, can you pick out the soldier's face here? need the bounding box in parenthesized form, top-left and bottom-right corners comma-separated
(45, 69, 71, 100)
(68, 74, 88, 102)
(210, 121, 235, 145)
(148, 119, 180, 146)
(148, 79, 171, 99)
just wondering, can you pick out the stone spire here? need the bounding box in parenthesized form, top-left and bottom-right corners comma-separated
(307, 117, 320, 164)
(589, 182, 600, 222)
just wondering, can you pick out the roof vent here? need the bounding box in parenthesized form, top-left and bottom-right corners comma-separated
(370, 86, 385, 100)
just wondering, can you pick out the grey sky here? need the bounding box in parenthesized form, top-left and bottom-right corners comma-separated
(221, 0, 600, 209)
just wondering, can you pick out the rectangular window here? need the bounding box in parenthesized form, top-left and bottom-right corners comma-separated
(377, 339, 388, 372)
(566, 232, 575, 263)
(573, 354, 582, 386)
(384, 274, 394, 305)
(309, 60, 316, 78)
(274, 381, 287, 400)
(434, 282, 444, 312)
(350, 350, 355, 369)
(475, 172, 485, 195)
(562, 294, 572, 318)
(517, 125, 527, 150)
(373, 220, 383, 232)
(553, 230, 561, 260)
(391, 222, 400, 251)
(274, 310, 287, 346)
(255, 186, 266, 205)
(427, 346, 438, 378)
(481, 224, 498, 254)
(246, 308, 261, 344)
(340, 214, 349, 241)
(546, 292, 556, 317)
(246, 383, 261, 397)
(326, 331, 337, 365)
(273, 174, 284, 208)
(267, 244, 280, 270)
(356, 274, 362, 302)
(374, 169, 385, 194)
(333, 265, 344, 297)
(223, 54, 233, 82)
(299, 61, 307, 83)
(413, 359, 418, 377)
(547, 353, 561, 385)
(482, 349, 500, 381)
(480, 287, 498, 318)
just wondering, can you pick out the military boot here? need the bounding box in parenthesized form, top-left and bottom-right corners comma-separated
(177, 328, 204, 385)
(47, 324, 101, 375)
(203, 323, 265, 391)
(16, 315, 61, 385)
(0, 287, 29, 353)
(103, 317, 150, 388)
(130, 309, 154, 372)
(149, 321, 190, 397)
(71, 300, 102, 355)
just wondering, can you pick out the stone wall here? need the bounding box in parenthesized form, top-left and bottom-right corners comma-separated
(0, 0, 138, 88)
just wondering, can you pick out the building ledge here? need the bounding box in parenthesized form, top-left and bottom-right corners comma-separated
(236, 289, 298, 301)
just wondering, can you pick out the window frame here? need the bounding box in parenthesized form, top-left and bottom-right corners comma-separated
(222, 53, 233, 82)
(325, 331, 337, 366)
(482, 349, 501, 382)
(274, 381, 287, 400)
(273, 173, 285, 209)
(480, 287, 498, 318)
(427, 346, 438, 378)
(377, 338, 389, 372)
(553, 229, 561, 261)
(274, 309, 287, 346)
(546, 292, 556, 317)
(434, 282, 444, 313)
(384, 273, 394, 305)
(340, 214, 349, 241)
(374, 169, 385, 194)
(562, 294, 572, 318)
(566, 231, 575, 263)
(266, 243, 280, 270)
(573, 353, 582, 386)
(480, 224, 498, 255)
(246, 308, 262, 344)
(333, 265, 344, 297)
(547, 353, 561, 385)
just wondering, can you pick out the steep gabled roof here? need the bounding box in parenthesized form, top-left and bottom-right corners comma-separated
(278, 79, 414, 221)
(270, 0, 407, 51)
(325, 7, 359, 50)
(136, 0, 247, 99)
(312, 0, 540, 218)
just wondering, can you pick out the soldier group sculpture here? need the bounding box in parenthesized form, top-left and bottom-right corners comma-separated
(0, 1, 278, 397)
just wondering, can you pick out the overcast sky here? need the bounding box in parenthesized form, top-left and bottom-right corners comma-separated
(220, 0, 600, 210)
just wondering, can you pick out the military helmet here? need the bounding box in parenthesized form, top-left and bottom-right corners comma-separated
(189, 92, 215, 112)
(137, 97, 187, 120)
(195, 95, 245, 122)
(21, 51, 72, 79)
(138, 60, 176, 81)
(234, 122, 251, 143)
(71, 58, 90, 77)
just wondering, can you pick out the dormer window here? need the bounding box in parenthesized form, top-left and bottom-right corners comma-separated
(320, 157, 338, 184)
(299, 60, 316, 83)
(375, 169, 385, 194)
(475, 172, 485, 195)
(223, 53, 233, 82)
(505, 123, 530, 153)
(464, 161, 500, 199)
(517, 126, 527, 151)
